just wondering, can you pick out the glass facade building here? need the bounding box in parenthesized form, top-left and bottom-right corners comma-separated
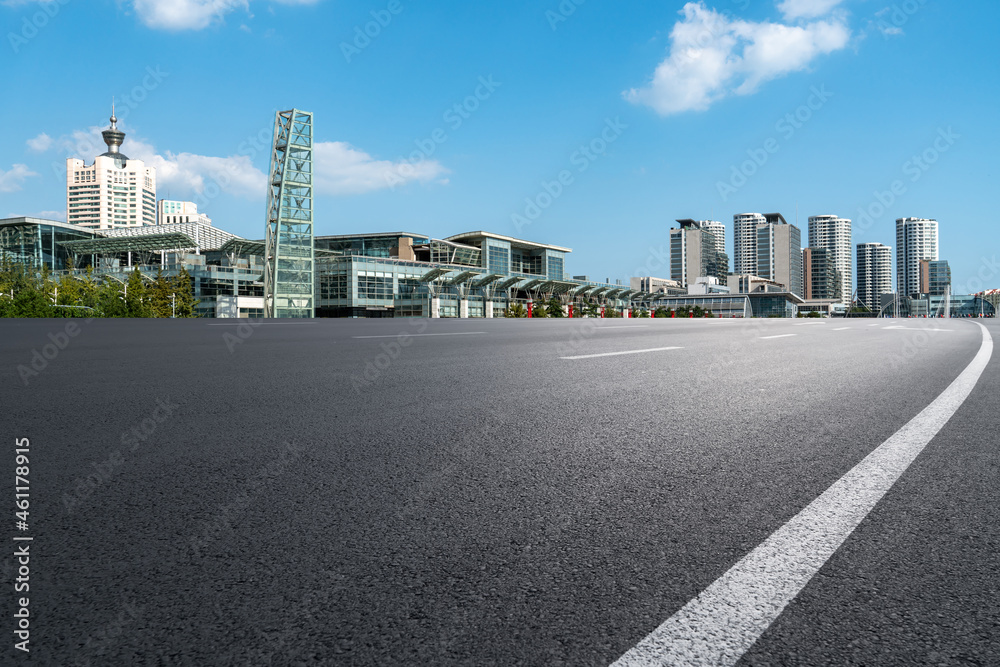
(0, 218, 96, 270)
(264, 109, 315, 318)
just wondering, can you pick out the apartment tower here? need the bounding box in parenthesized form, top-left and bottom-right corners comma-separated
(896, 218, 939, 296)
(856, 242, 892, 311)
(808, 215, 852, 304)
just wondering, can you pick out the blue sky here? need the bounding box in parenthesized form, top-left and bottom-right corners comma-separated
(2, 0, 998, 291)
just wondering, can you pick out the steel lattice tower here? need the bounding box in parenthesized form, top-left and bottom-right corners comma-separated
(264, 109, 314, 318)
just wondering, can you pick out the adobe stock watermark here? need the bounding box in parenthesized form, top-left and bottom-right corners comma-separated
(854, 126, 959, 236)
(546, 0, 586, 30)
(16, 319, 89, 386)
(61, 398, 180, 515)
(717, 85, 833, 202)
(47, 65, 170, 183)
(351, 319, 430, 391)
(192, 123, 273, 210)
(341, 0, 404, 63)
(384, 75, 502, 190)
(222, 318, 266, 353)
(953, 255, 1000, 297)
(189, 440, 308, 555)
(875, 0, 927, 39)
(67, 600, 146, 667)
(512, 117, 628, 233)
(7, 0, 71, 54)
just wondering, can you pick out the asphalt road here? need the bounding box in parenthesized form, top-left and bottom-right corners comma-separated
(1, 316, 997, 666)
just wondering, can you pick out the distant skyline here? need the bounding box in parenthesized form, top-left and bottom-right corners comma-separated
(2, 0, 998, 292)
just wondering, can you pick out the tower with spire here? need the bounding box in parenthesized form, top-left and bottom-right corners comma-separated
(101, 100, 128, 167)
(66, 103, 157, 229)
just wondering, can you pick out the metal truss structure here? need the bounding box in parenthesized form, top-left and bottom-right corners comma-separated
(264, 109, 315, 318)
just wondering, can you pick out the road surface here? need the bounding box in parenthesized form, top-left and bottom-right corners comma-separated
(1, 316, 997, 665)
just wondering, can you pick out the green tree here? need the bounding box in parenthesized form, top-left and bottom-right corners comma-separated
(505, 303, 527, 318)
(96, 278, 127, 318)
(531, 300, 547, 317)
(149, 269, 174, 318)
(124, 268, 152, 317)
(171, 267, 199, 317)
(546, 296, 564, 317)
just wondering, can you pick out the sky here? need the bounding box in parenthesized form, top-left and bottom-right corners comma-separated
(1, 0, 998, 292)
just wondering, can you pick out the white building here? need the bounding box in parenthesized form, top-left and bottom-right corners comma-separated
(733, 213, 766, 275)
(896, 218, 939, 296)
(856, 242, 892, 312)
(158, 200, 212, 227)
(808, 215, 852, 304)
(66, 107, 156, 229)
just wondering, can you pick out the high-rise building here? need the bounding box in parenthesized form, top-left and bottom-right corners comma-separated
(670, 220, 728, 287)
(66, 106, 156, 229)
(677, 219, 726, 259)
(808, 215, 852, 304)
(919, 259, 951, 296)
(264, 109, 315, 318)
(756, 219, 803, 297)
(803, 247, 840, 300)
(896, 218, 939, 296)
(157, 200, 212, 227)
(733, 212, 766, 275)
(856, 242, 892, 311)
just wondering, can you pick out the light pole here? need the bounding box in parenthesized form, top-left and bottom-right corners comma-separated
(171, 292, 176, 318)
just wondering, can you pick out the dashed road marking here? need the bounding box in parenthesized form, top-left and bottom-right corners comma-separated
(353, 332, 487, 339)
(560, 346, 683, 360)
(759, 334, 797, 340)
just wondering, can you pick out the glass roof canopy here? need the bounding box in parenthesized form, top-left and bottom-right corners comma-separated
(60, 233, 198, 254)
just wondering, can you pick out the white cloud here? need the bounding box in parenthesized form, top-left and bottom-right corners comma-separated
(314, 142, 449, 195)
(129, 0, 319, 31)
(625, 2, 850, 116)
(776, 0, 845, 20)
(0, 164, 37, 192)
(26, 133, 52, 152)
(43, 125, 446, 199)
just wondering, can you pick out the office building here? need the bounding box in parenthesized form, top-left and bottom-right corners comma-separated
(629, 276, 684, 295)
(856, 242, 892, 311)
(807, 215, 852, 304)
(896, 218, 938, 296)
(919, 259, 951, 296)
(756, 218, 803, 297)
(66, 107, 156, 229)
(802, 247, 840, 301)
(670, 220, 728, 288)
(158, 200, 212, 227)
(677, 219, 725, 259)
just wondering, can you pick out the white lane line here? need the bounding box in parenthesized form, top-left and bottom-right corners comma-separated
(869, 323, 882, 326)
(206, 322, 315, 326)
(612, 322, 993, 667)
(353, 332, 487, 339)
(792, 322, 825, 326)
(833, 327, 851, 331)
(883, 326, 953, 332)
(759, 334, 797, 340)
(598, 325, 650, 329)
(560, 346, 682, 360)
